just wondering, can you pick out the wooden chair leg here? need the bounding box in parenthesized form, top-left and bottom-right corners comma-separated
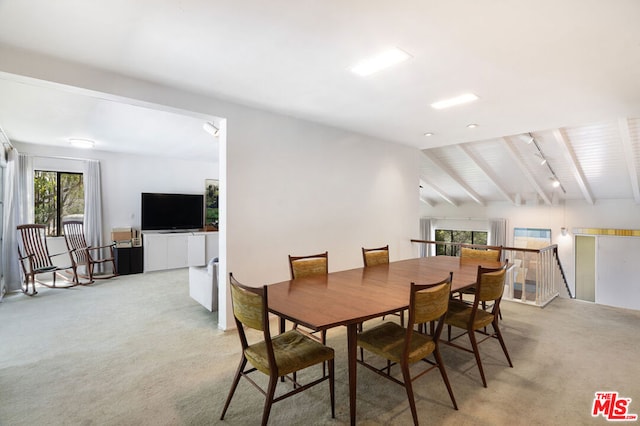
(401, 363, 419, 426)
(433, 347, 458, 410)
(493, 321, 513, 367)
(261, 376, 277, 426)
(468, 329, 487, 387)
(220, 358, 247, 420)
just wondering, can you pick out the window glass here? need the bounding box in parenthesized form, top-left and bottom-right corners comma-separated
(434, 229, 488, 255)
(34, 170, 84, 236)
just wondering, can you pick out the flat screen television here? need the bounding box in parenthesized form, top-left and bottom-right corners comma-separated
(141, 192, 204, 231)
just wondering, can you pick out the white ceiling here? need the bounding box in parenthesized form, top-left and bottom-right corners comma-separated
(1, 0, 640, 204)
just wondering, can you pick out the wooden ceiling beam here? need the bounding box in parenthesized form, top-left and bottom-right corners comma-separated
(618, 117, 640, 204)
(458, 144, 515, 204)
(552, 128, 594, 204)
(422, 151, 485, 206)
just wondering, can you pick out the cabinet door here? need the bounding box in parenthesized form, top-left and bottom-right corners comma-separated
(166, 234, 189, 269)
(143, 234, 168, 272)
(188, 234, 206, 266)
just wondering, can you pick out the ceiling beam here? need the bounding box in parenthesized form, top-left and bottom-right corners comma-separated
(618, 117, 640, 204)
(458, 144, 515, 204)
(552, 128, 595, 204)
(422, 151, 485, 206)
(420, 178, 457, 206)
(503, 137, 552, 205)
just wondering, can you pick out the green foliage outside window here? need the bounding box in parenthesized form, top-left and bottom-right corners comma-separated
(434, 229, 488, 255)
(34, 171, 84, 236)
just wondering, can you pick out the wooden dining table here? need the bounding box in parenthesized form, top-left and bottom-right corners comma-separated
(267, 255, 501, 425)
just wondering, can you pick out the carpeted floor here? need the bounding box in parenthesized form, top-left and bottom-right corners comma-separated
(1, 269, 639, 425)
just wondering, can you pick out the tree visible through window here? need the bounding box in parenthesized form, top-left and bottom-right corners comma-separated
(34, 170, 84, 236)
(434, 229, 488, 256)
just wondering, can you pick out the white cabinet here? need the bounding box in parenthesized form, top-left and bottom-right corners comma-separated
(143, 231, 218, 272)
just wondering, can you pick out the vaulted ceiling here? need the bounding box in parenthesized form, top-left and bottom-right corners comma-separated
(420, 118, 640, 206)
(1, 1, 640, 206)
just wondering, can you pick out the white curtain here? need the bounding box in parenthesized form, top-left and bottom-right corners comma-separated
(419, 217, 433, 257)
(1, 151, 33, 296)
(83, 160, 104, 269)
(489, 218, 507, 247)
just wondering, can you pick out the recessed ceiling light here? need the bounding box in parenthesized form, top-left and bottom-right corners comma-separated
(466, 123, 478, 128)
(350, 48, 412, 77)
(431, 93, 479, 110)
(69, 138, 95, 149)
(423, 132, 434, 137)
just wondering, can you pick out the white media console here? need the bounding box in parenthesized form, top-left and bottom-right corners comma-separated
(142, 231, 219, 272)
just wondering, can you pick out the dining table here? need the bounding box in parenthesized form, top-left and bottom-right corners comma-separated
(267, 255, 502, 425)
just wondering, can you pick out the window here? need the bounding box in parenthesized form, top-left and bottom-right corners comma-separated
(434, 229, 488, 256)
(34, 170, 84, 236)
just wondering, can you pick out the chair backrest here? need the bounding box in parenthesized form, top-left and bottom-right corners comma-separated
(63, 220, 89, 263)
(476, 263, 508, 304)
(288, 251, 328, 279)
(460, 244, 502, 262)
(228, 273, 276, 371)
(362, 245, 389, 267)
(410, 272, 453, 326)
(229, 273, 267, 332)
(17, 224, 54, 270)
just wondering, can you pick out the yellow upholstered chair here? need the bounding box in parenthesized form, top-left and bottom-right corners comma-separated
(221, 273, 335, 426)
(357, 273, 457, 425)
(362, 245, 404, 326)
(289, 251, 328, 279)
(444, 263, 513, 387)
(288, 252, 329, 342)
(459, 244, 502, 263)
(362, 245, 389, 267)
(457, 244, 504, 318)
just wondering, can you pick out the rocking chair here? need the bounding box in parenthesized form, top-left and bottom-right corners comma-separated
(17, 224, 79, 295)
(63, 220, 117, 282)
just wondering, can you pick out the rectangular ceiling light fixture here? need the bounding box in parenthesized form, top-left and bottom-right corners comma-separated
(431, 93, 479, 109)
(350, 48, 412, 76)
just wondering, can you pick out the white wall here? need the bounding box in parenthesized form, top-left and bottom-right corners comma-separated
(2, 48, 422, 330)
(420, 198, 640, 310)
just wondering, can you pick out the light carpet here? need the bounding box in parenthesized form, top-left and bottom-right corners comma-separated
(1, 269, 639, 425)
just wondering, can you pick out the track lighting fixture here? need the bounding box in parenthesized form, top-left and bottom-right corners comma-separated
(203, 121, 219, 137)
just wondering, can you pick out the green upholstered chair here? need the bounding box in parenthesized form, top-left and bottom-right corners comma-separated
(357, 273, 458, 425)
(221, 273, 335, 426)
(288, 252, 329, 343)
(444, 263, 513, 387)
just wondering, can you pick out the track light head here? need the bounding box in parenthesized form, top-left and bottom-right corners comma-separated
(203, 121, 219, 137)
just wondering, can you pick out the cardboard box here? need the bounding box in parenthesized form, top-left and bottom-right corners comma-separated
(111, 227, 132, 242)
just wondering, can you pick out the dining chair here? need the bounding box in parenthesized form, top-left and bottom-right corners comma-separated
(289, 251, 328, 279)
(457, 244, 504, 319)
(288, 251, 329, 342)
(221, 273, 335, 426)
(459, 244, 502, 262)
(357, 272, 457, 425)
(17, 224, 79, 295)
(362, 245, 405, 327)
(444, 263, 513, 387)
(63, 220, 118, 283)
